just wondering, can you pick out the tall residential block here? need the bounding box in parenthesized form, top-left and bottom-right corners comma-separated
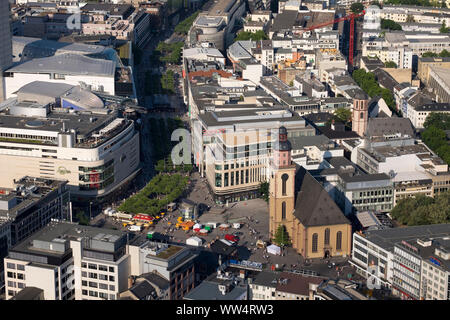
(0, 0, 12, 101)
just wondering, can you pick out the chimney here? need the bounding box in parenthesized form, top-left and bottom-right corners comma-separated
(128, 276, 135, 289)
(309, 282, 319, 300)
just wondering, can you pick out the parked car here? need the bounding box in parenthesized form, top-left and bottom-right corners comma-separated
(225, 234, 239, 243)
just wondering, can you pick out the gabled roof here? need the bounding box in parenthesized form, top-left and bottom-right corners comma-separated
(276, 272, 324, 296)
(129, 280, 156, 300)
(294, 166, 350, 227)
(365, 117, 414, 138)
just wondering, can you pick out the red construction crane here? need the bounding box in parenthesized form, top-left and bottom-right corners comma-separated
(300, 10, 366, 68)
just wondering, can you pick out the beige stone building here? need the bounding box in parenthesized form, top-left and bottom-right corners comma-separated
(269, 127, 352, 259)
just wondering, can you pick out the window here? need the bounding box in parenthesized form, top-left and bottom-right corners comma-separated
(6, 263, 15, 270)
(82, 290, 88, 296)
(89, 273, 98, 279)
(98, 265, 107, 272)
(17, 265, 25, 271)
(324, 228, 330, 246)
(109, 285, 115, 291)
(336, 231, 342, 251)
(312, 233, 318, 253)
(281, 202, 286, 220)
(89, 282, 98, 288)
(108, 267, 114, 272)
(109, 276, 115, 282)
(281, 174, 289, 196)
(88, 264, 97, 270)
(99, 274, 108, 281)
(99, 283, 108, 290)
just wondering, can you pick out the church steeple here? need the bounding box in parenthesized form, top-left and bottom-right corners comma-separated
(273, 126, 292, 168)
(269, 126, 296, 243)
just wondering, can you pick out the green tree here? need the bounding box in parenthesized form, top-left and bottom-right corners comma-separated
(440, 21, 450, 33)
(234, 30, 268, 42)
(423, 112, 450, 130)
(259, 181, 269, 202)
(273, 224, 291, 246)
(384, 61, 397, 68)
(174, 11, 200, 35)
(390, 193, 450, 226)
(422, 52, 439, 58)
(439, 49, 450, 57)
(333, 107, 352, 123)
(422, 125, 447, 151)
(381, 19, 402, 31)
(350, 2, 364, 13)
(352, 68, 397, 113)
(76, 211, 90, 226)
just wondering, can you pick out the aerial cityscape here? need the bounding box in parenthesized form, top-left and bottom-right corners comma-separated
(0, 0, 450, 304)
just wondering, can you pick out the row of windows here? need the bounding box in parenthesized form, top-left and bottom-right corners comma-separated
(6, 272, 25, 280)
(81, 262, 115, 273)
(81, 271, 115, 282)
(311, 231, 342, 252)
(81, 289, 115, 300)
(81, 280, 115, 291)
(6, 263, 25, 271)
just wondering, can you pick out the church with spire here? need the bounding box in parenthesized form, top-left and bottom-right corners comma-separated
(269, 126, 352, 259)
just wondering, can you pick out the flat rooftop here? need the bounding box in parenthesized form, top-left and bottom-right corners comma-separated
(198, 108, 305, 128)
(0, 177, 67, 220)
(206, 0, 239, 16)
(7, 53, 116, 77)
(360, 223, 450, 252)
(195, 15, 224, 27)
(9, 221, 128, 257)
(361, 144, 431, 162)
(0, 110, 115, 140)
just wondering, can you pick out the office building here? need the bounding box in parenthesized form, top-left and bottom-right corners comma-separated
(189, 0, 246, 51)
(0, 81, 140, 203)
(392, 171, 433, 206)
(4, 222, 131, 300)
(427, 66, 450, 103)
(392, 237, 450, 300)
(0, 176, 69, 286)
(350, 223, 450, 292)
(335, 171, 394, 215)
(0, 0, 12, 102)
(128, 239, 197, 300)
(407, 103, 450, 129)
(417, 56, 450, 86)
(193, 107, 314, 203)
(80, 4, 151, 47)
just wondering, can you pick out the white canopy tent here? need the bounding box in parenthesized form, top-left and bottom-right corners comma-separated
(267, 244, 281, 255)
